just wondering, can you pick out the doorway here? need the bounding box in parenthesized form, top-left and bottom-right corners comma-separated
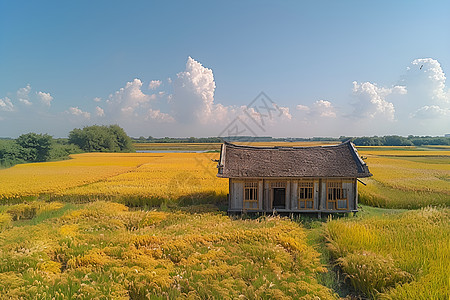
(273, 188, 286, 209)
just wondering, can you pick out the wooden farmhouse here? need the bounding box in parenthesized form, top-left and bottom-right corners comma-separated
(217, 141, 372, 214)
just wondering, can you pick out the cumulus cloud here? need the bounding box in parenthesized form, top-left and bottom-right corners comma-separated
(278, 106, 292, 120)
(146, 109, 175, 122)
(401, 58, 450, 123)
(37, 91, 53, 106)
(106, 78, 153, 117)
(350, 81, 406, 120)
(95, 106, 105, 117)
(68, 107, 91, 119)
(5, 56, 447, 138)
(406, 58, 449, 102)
(296, 104, 309, 111)
(148, 80, 162, 90)
(171, 57, 218, 123)
(0, 97, 14, 112)
(312, 100, 336, 118)
(17, 84, 32, 106)
(411, 105, 450, 119)
(296, 100, 336, 118)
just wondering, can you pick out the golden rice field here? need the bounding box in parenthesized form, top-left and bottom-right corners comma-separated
(326, 206, 449, 299)
(0, 153, 157, 200)
(0, 144, 449, 298)
(0, 152, 228, 205)
(357, 147, 450, 208)
(0, 201, 336, 299)
(1, 144, 448, 209)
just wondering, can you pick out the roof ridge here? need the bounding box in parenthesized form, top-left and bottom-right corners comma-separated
(224, 141, 347, 150)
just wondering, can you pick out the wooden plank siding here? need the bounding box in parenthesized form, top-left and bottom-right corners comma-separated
(228, 177, 358, 213)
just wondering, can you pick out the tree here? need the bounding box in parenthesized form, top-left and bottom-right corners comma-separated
(68, 125, 134, 153)
(0, 140, 26, 167)
(16, 133, 53, 162)
(108, 125, 134, 152)
(384, 135, 413, 146)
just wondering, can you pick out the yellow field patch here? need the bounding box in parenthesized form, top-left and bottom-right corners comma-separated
(63, 152, 228, 201)
(357, 147, 450, 208)
(326, 207, 450, 299)
(0, 152, 227, 203)
(0, 153, 159, 199)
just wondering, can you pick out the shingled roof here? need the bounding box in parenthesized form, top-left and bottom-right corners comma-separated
(217, 141, 372, 178)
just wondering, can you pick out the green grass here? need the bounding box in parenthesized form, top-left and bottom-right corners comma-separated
(355, 204, 407, 217)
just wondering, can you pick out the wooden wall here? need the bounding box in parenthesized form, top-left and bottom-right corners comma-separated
(229, 178, 358, 212)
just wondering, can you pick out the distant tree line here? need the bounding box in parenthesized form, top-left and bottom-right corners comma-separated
(132, 136, 342, 143)
(133, 134, 450, 146)
(339, 135, 450, 146)
(0, 125, 134, 168)
(133, 136, 224, 143)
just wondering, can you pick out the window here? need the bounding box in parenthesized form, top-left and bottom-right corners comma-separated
(327, 180, 348, 210)
(244, 182, 258, 210)
(298, 181, 314, 209)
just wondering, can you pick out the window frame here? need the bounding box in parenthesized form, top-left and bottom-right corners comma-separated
(326, 179, 349, 210)
(243, 181, 259, 210)
(298, 180, 314, 210)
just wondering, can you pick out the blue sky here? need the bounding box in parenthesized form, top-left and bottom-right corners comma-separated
(1, 1, 449, 137)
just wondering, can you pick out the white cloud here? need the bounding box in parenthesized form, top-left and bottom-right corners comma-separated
(171, 56, 217, 123)
(394, 58, 450, 132)
(107, 78, 152, 116)
(37, 91, 53, 106)
(0, 97, 14, 112)
(296, 100, 336, 118)
(68, 107, 91, 119)
(168, 57, 293, 135)
(392, 85, 407, 95)
(296, 104, 310, 111)
(350, 81, 405, 120)
(17, 84, 32, 106)
(407, 58, 449, 103)
(4, 56, 446, 138)
(146, 109, 175, 122)
(411, 105, 450, 119)
(312, 100, 336, 118)
(148, 80, 162, 90)
(95, 77, 175, 133)
(95, 106, 105, 117)
(278, 106, 292, 120)
(19, 99, 32, 106)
